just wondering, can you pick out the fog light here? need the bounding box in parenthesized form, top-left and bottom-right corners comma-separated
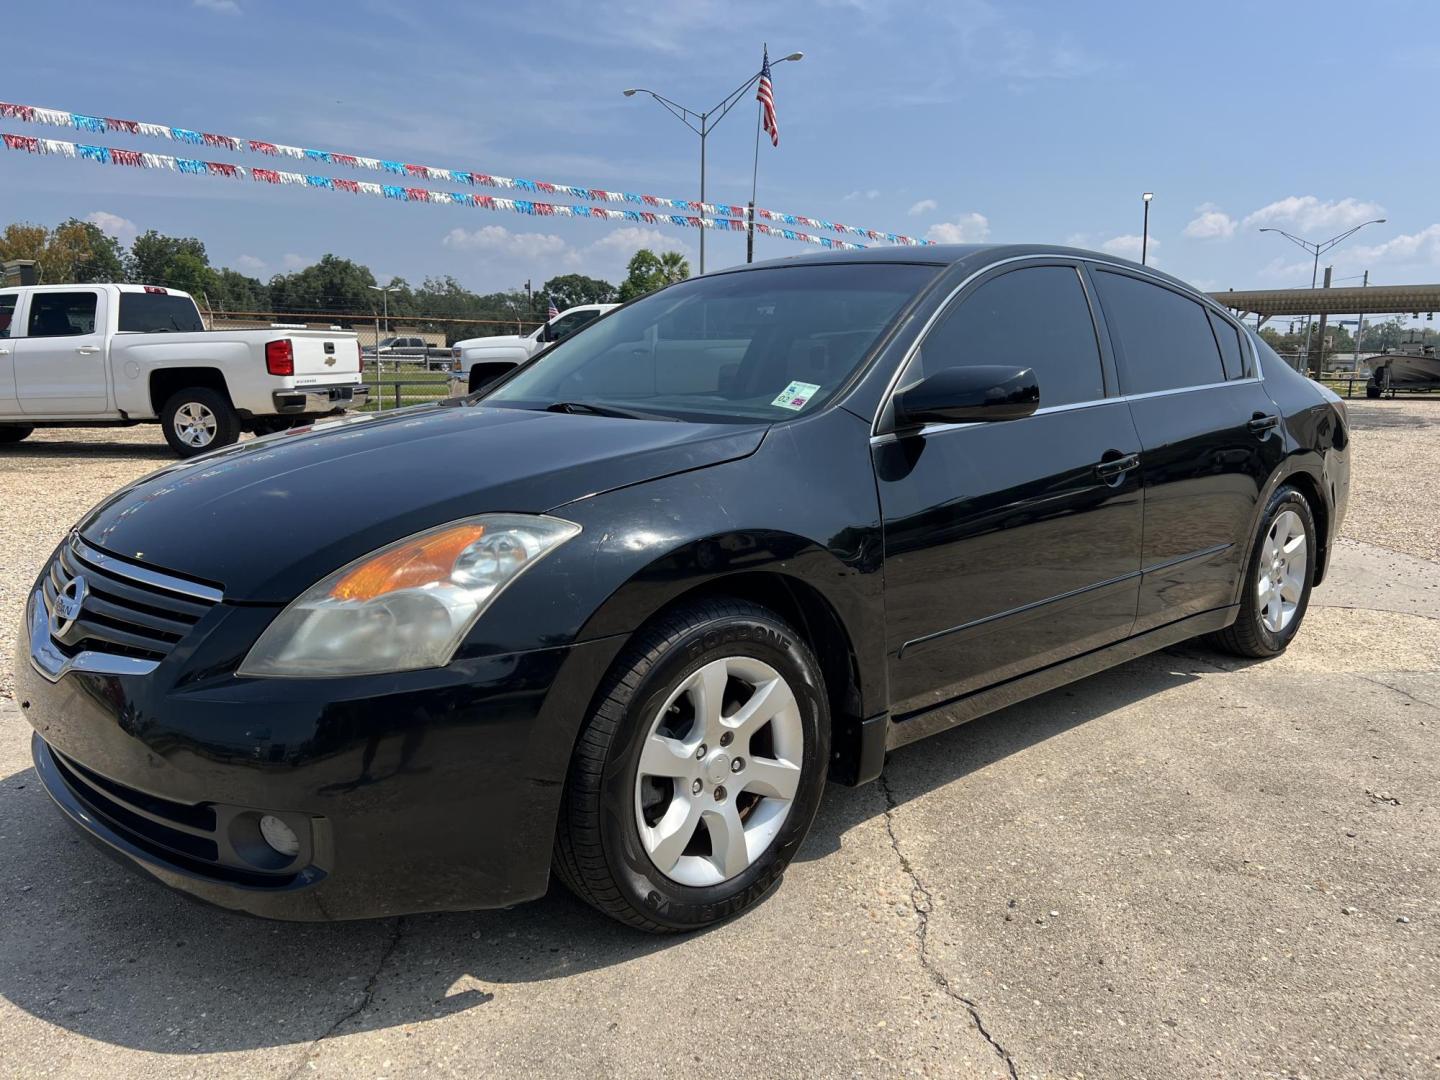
(258, 814, 300, 858)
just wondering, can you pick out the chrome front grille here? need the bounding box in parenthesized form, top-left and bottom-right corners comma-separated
(29, 535, 223, 681)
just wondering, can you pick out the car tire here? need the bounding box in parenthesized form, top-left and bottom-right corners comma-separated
(1206, 485, 1317, 658)
(553, 597, 830, 932)
(0, 425, 35, 444)
(160, 387, 241, 457)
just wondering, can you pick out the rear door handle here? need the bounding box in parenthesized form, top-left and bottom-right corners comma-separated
(1095, 451, 1140, 480)
(1248, 412, 1280, 434)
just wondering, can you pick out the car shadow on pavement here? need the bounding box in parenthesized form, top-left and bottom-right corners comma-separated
(0, 649, 1204, 1054)
(0, 440, 174, 461)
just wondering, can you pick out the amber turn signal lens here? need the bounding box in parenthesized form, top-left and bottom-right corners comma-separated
(329, 524, 486, 602)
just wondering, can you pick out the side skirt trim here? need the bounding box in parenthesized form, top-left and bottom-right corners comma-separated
(886, 605, 1238, 750)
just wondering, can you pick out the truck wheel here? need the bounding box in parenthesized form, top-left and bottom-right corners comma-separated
(161, 387, 241, 457)
(553, 598, 830, 932)
(0, 425, 35, 445)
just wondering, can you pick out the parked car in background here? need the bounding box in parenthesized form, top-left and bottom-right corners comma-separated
(16, 245, 1348, 932)
(0, 284, 367, 456)
(448, 303, 618, 395)
(363, 336, 452, 371)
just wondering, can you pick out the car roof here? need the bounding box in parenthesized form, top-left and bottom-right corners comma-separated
(725, 243, 1205, 296)
(0, 283, 193, 295)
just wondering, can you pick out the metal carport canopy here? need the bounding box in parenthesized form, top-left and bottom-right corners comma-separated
(1208, 284, 1440, 317)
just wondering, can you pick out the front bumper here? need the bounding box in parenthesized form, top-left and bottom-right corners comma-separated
(16, 607, 625, 921)
(271, 383, 370, 415)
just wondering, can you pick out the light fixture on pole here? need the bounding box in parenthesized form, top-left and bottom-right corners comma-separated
(623, 50, 804, 274)
(366, 282, 398, 410)
(1259, 219, 1386, 374)
(1141, 192, 1153, 266)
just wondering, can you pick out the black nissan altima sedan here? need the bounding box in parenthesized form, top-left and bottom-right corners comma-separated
(16, 244, 1349, 931)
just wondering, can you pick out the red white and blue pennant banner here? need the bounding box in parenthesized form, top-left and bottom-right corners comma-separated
(0, 133, 863, 250)
(0, 100, 929, 248)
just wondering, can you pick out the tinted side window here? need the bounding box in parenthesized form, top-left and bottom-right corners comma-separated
(1207, 310, 1247, 380)
(28, 292, 98, 338)
(0, 294, 16, 339)
(917, 266, 1104, 407)
(1093, 271, 1224, 394)
(550, 310, 599, 342)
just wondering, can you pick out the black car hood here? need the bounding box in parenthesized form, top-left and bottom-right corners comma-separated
(78, 401, 766, 602)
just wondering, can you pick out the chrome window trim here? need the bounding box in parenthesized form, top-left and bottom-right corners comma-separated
(26, 589, 161, 683)
(870, 377, 1264, 445)
(872, 252, 1266, 434)
(71, 535, 223, 603)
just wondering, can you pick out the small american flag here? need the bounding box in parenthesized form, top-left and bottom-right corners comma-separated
(757, 48, 778, 147)
(548, 298, 560, 320)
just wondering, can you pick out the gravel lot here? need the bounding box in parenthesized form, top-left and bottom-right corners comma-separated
(0, 399, 1436, 1079)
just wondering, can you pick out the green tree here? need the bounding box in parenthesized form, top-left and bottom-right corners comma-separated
(542, 273, 617, 310)
(208, 267, 269, 313)
(128, 230, 209, 288)
(0, 220, 124, 285)
(267, 254, 377, 314)
(618, 249, 666, 302)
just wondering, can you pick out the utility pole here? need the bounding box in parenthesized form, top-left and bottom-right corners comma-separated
(746, 201, 756, 264)
(1312, 265, 1333, 380)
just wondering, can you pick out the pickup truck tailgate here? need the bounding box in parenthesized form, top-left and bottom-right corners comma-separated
(285, 330, 360, 384)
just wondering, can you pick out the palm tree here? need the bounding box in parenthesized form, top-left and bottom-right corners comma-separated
(658, 251, 690, 285)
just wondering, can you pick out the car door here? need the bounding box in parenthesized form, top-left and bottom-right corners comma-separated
(874, 261, 1145, 716)
(0, 292, 20, 414)
(12, 289, 110, 415)
(1087, 265, 1286, 632)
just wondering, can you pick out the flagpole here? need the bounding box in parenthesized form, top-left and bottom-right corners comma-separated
(748, 43, 766, 264)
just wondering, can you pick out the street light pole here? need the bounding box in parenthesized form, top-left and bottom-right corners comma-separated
(624, 50, 803, 274)
(1259, 219, 1386, 377)
(366, 282, 397, 411)
(1141, 192, 1153, 266)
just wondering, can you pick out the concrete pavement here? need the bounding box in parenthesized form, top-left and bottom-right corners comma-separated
(0, 537, 1435, 1079)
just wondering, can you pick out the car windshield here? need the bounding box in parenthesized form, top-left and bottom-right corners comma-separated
(485, 263, 939, 423)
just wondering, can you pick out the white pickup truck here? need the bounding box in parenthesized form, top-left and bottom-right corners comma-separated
(0, 284, 368, 457)
(447, 303, 618, 396)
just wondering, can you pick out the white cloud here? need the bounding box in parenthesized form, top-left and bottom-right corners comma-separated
(908, 198, 938, 217)
(588, 226, 689, 256)
(193, 0, 241, 13)
(843, 189, 880, 202)
(234, 254, 267, 275)
(1242, 195, 1385, 233)
(1102, 234, 1159, 264)
(1257, 256, 1315, 284)
(280, 253, 310, 271)
(1183, 204, 1236, 240)
(1350, 224, 1440, 266)
(925, 213, 990, 244)
(443, 226, 569, 260)
(85, 211, 136, 242)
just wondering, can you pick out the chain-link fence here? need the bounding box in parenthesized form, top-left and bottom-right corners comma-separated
(201, 309, 542, 412)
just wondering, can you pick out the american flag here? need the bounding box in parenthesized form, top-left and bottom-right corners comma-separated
(757, 48, 778, 147)
(548, 297, 560, 320)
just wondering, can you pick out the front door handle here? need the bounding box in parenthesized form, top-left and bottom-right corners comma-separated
(75, 345, 101, 355)
(1248, 412, 1280, 435)
(1094, 451, 1140, 481)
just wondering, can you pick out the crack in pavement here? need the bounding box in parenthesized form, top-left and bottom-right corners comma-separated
(283, 916, 406, 1079)
(878, 772, 1020, 1080)
(1354, 672, 1440, 709)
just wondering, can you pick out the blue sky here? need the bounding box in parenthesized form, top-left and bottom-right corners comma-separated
(3, 0, 1437, 306)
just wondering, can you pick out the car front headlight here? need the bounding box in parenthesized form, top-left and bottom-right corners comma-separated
(238, 514, 580, 678)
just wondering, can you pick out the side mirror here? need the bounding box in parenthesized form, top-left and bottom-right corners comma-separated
(892, 365, 1039, 428)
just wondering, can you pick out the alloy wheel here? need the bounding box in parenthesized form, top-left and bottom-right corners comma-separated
(174, 402, 218, 448)
(1257, 508, 1307, 634)
(634, 656, 804, 887)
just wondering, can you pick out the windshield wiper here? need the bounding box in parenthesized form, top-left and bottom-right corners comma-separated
(543, 401, 677, 421)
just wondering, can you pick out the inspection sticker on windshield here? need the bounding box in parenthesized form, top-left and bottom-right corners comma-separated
(771, 381, 822, 411)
